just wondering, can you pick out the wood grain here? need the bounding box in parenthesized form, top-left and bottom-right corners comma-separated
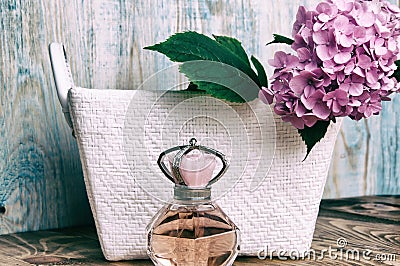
(0, 0, 399, 235)
(0, 196, 398, 265)
(0, 0, 93, 235)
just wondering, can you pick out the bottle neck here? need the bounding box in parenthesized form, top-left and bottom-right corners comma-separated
(173, 185, 211, 202)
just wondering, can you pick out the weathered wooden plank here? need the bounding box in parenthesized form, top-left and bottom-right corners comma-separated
(0, 196, 398, 265)
(89, 0, 331, 91)
(0, 0, 93, 235)
(0, 0, 399, 235)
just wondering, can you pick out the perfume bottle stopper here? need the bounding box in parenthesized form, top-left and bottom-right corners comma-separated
(157, 138, 228, 188)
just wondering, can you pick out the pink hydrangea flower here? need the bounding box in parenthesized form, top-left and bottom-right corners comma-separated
(264, 0, 400, 129)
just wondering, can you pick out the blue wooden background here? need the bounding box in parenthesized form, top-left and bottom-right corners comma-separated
(0, 0, 399, 234)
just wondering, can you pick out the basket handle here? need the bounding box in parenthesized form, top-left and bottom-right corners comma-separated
(48, 43, 75, 134)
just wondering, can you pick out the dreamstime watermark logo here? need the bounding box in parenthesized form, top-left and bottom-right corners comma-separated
(336, 237, 347, 248)
(257, 237, 397, 262)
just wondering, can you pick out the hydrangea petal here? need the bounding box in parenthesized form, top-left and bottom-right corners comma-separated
(375, 46, 388, 56)
(355, 12, 376, 27)
(313, 31, 328, 45)
(302, 114, 319, 127)
(295, 102, 307, 117)
(349, 83, 364, 96)
(312, 103, 331, 119)
(366, 68, 379, 84)
(316, 45, 334, 60)
(289, 75, 308, 94)
(334, 52, 351, 64)
(258, 87, 274, 104)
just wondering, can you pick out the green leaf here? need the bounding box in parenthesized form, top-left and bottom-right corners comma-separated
(251, 55, 268, 88)
(179, 60, 259, 102)
(212, 35, 251, 66)
(392, 60, 400, 82)
(144, 31, 260, 86)
(191, 81, 246, 103)
(298, 120, 331, 160)
(266, 34, 294, 46)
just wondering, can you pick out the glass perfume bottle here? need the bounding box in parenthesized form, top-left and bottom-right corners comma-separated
(147, 138, 240, 266)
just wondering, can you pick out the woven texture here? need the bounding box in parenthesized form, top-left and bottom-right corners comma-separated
(69, 87, 341, 261)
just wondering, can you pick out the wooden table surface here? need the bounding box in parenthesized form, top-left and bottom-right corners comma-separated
(0, 196, 398, 266)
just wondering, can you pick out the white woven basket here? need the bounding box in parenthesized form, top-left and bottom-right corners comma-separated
(49, 43, 341, 261)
